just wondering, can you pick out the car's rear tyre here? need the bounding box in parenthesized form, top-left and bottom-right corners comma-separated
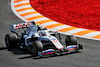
(5, 33, 18, 48)
(31, 41, 43, 56)
(65, 35, 77, 46)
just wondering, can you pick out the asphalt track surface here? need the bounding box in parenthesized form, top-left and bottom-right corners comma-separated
(0, 0, 100, 67)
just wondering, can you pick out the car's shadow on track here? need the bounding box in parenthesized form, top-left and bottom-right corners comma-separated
(0, 47, 34, 59)
(8, 48, 35, 59)
(8, 48, 30, 55)
(0, 47, 7, 50)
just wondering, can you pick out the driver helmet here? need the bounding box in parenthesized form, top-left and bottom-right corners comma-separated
(41, 32, 46, 36)
(31, 21, 36, 25)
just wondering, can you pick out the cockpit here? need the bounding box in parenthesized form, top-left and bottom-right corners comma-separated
(39, 30, 50, 37)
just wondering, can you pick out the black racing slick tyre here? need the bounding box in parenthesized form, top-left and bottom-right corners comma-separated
(34, 41, 44, 51)
(65, 35, 77, 46)
(5, 33, 18, 48)
(31, 41, 43, 56)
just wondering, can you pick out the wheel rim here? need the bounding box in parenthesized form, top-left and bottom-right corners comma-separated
(30, 43, 37, 56)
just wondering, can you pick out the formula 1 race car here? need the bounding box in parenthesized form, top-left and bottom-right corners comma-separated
(5, 21, 83, 57)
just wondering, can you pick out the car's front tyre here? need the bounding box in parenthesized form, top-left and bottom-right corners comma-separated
(65, 35, 77, 46)
(30, 41, 44, 56)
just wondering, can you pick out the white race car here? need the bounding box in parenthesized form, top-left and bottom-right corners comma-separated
(5, 21, 83, 57)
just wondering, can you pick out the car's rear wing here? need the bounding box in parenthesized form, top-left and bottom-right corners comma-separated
(10, 21, 33, 32)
